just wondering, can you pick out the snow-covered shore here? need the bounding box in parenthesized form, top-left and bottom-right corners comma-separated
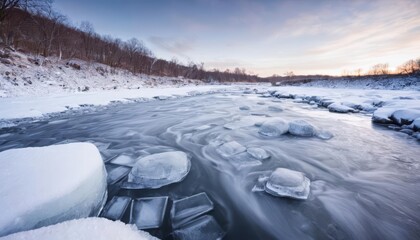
(0, 85, 248, 120)
(0, 49, 207, 98)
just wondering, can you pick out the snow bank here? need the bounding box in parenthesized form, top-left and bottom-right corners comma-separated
(286, 76, 420, 90)
(0, 85, 244, 120)
(265, 86, 420, 137)
(0, 143, 107, 237)
(0, 217, 157, 240)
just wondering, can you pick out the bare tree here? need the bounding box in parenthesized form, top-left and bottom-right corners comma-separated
(0, 0, 19, 23)
(30, 2, 66, 56)
(284, 71, 294, 78)
(79, 21, 96, 60)
(354, 68, 362, 77)
(369, 63, 389, 75)
(398, 59, 419, 75)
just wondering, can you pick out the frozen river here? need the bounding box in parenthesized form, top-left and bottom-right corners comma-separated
(1, 92, 419, 240)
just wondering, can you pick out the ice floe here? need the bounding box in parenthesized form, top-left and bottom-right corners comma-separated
(101, 196, 131, 221)
(123, 151, 191, 189)
(130, 196, 169, 230)
(288, 120, 316, 137)
(171, 192, 214, 228)
(216, 141, 246, 157)
(246, 147, 270, 160)
(258, 118, 289, 137)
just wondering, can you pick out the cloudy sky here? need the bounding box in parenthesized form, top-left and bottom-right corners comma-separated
(54, 0, 420, 77)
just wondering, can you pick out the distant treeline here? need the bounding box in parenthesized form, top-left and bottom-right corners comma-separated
(0, 1, 263, 82)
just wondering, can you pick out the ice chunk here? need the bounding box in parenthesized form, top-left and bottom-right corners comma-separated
(261, 93, 271, 98)
(251, 112, 269, 116)
(194, 125, 212, 131)
(413, 118, 420, 131)
(87, 141, 111, 153)
(400, 129, 413, 135)
(130, 196, 169, 229)
(288, 120, 316, 137)
(0, 143, 107, 237)
(390, 109, 420, 125)
(259, 118, 289, 137)
(328, 103, 358, 113)
(106, 164, 131, 185)
(223, 116, 266, 130)
(372, 108, 393, 124)
(229, 152, 262, 170)
(359, 103, 377, 112)
(252, 172, 271, 192)
(123, 151, 191, 189)
(265, 168, 310, 200)
(173, 215, 225, 240)
(101, 196, 131, 221)
(171, 192, 214, 228)
(319, 99, 334, 107)
(246, 147, 270, 160)
(216, 141, 246, 157)
(109, 154, 137, 167)
(268, 106, 283, 112)
(1, 217, 158, 240)
(239, 106, 250, 110)
(316, 130, 334, 140)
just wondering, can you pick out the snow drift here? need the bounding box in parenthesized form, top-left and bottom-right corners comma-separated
(0, 143, 107, 237)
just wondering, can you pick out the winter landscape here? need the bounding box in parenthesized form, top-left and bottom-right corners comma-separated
(0, 0, 420, 240)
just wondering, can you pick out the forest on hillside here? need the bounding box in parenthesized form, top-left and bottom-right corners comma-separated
(0, 0, 263, 82)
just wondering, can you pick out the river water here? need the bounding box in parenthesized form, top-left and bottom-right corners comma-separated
(1, 92, 419, 240)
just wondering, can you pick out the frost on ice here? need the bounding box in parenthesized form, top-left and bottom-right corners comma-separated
(0, 143, 107, 237)
(258, 118, 289, 137)
(0, 217, 157, 240)
(123, 151, 191, 189)
(265, 168, 311, 200)
(288, 120, 316, 137)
